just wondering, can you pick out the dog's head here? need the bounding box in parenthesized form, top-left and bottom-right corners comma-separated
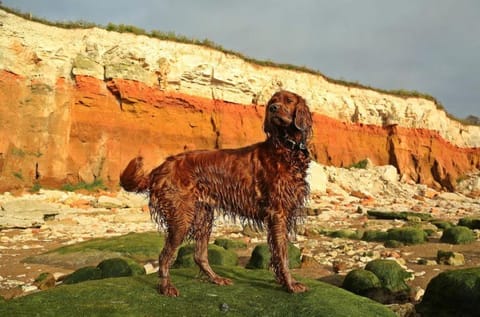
(264, 90, 313, 148)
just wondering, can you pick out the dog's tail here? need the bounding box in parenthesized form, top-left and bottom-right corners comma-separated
(120, 156, 149, 193)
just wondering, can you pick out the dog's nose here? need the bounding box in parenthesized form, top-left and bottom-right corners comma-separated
(269, 103, 279, 113)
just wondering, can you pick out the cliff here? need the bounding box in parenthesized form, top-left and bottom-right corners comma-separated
(0, 9, 478, 192)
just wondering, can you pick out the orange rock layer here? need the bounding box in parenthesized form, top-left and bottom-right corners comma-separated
(0, 71, 478, 192)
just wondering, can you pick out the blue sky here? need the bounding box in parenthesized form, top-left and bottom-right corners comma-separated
(3, 0, 479, 118)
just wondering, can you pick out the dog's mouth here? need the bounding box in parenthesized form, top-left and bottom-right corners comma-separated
(270, 114, 293, 127)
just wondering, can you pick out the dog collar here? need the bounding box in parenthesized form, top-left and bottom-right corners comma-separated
(282, 137, 309, 156)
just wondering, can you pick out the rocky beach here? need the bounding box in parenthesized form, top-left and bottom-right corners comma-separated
(1, 162, 479, 315)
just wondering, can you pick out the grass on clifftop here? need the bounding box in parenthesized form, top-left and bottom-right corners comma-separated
(0, 267, 395, 317)
(1, 4, 475, 126)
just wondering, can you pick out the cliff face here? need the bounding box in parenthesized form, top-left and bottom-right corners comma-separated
(0, 10, 478, 191)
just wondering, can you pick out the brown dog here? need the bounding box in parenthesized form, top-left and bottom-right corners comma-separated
(120, 90, 312, 296)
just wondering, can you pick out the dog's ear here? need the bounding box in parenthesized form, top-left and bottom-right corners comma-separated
(294, 99, 312, 132)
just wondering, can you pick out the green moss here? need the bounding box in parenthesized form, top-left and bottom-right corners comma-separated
(367, 210, 432, 221)
(342, 269, 382, 295)
(97, 258, 133, 278)
(431, 220, 455, 230)
(0, 266, 395, 316)
(61, 179, 108, 192)
(214, 238, 247, 250)
(347, 159, 369, 169)
(362, 230, 389, 242)
(364, 260, 411, 293)
(417, 267, 480, 317)
(173, 244, 239, 268)
(63, 266, 102, 284)
(436, 250, 465, 266)
(41, 232, 164, 262)
(34, 272, 52, 283)
(458, 217, 480, 230)
(386, 227, 427, 245)
(246, 243, 301, 270)
(440, 226, 476, 244)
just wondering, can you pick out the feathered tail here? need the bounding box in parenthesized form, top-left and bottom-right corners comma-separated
(120, 156, 149, 192)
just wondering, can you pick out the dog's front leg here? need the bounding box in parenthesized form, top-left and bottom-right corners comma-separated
(266, 212, 308, 293)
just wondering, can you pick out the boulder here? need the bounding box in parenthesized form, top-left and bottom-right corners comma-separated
(246, 243, 301, 270)
(440, 226, 476, 244)
(437, 250, 465, 266)
(213, 238, 247, 250)
(63, 266, 102, 284)
(457, 217, 480, 230)
(306, 161, 327, 193)
(386, 227, 427, 245)
(342, 269, 382, 295)
(173, 244, 238, 268)
(97, 258, 132, 278)
(364, 259, 411, 293)
(416, 267, 480, 317)
(33, 272, 56, 290)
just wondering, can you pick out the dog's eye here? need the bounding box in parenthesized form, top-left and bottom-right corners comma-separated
(286, 97, 293, 103)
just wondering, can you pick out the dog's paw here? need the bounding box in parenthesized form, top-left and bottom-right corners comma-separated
(158, 282, 180, 297)
(212, 276, 233, 286)
(287, 281, 308, 293)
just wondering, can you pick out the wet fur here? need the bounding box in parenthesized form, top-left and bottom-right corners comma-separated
(120, 90, 313, 296)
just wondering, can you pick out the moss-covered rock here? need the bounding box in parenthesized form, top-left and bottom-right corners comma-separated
(97, 258, 133, 278)
(214, 238, 247, 250)
(122, 257, 146, 276)
(457, 217, 480, 230)
(342, 269, 382, 295)
(437, 250, 465, 266)
(362, 230, 389, 242)
(416, 267, 480, 317)
(364, 260, 411, 293)
(173, 244, 239, 268)
(207, 244, 239, 267)
(63, 266, 102, 284)
(367, 210, 432, 221)
(246, 243, 301, 269)
(386, 227, 427, 245)
(0, 266, 396, 317)
(440, 226, 476, 244)
(33, 272, 56, 290)
(431, 220, 454, 230)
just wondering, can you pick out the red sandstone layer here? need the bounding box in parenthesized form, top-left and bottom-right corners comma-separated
(0, 71, 478, 192)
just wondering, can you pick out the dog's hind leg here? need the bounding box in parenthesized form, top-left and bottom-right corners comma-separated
(157, 226, 188, 297)
(193, 205, 232, 286)
(157, 200, 194, 297)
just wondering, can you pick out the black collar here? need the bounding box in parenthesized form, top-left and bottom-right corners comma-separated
(281, 136, 309, 156)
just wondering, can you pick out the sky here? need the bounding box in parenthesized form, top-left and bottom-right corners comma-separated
(3, 0, 479, 118)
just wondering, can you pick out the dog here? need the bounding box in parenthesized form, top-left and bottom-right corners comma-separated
(120, 90, 313, 296)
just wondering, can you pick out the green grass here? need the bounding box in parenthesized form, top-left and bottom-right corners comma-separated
(0, 267, 395, 317)
(347, 159, 370, 169)
(12, 170, 24, 180)
(61, 179, 107, 192)
(27, 232, 164, 264)
(0, 4, 476, 126)
(11, 232, 397, 315)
